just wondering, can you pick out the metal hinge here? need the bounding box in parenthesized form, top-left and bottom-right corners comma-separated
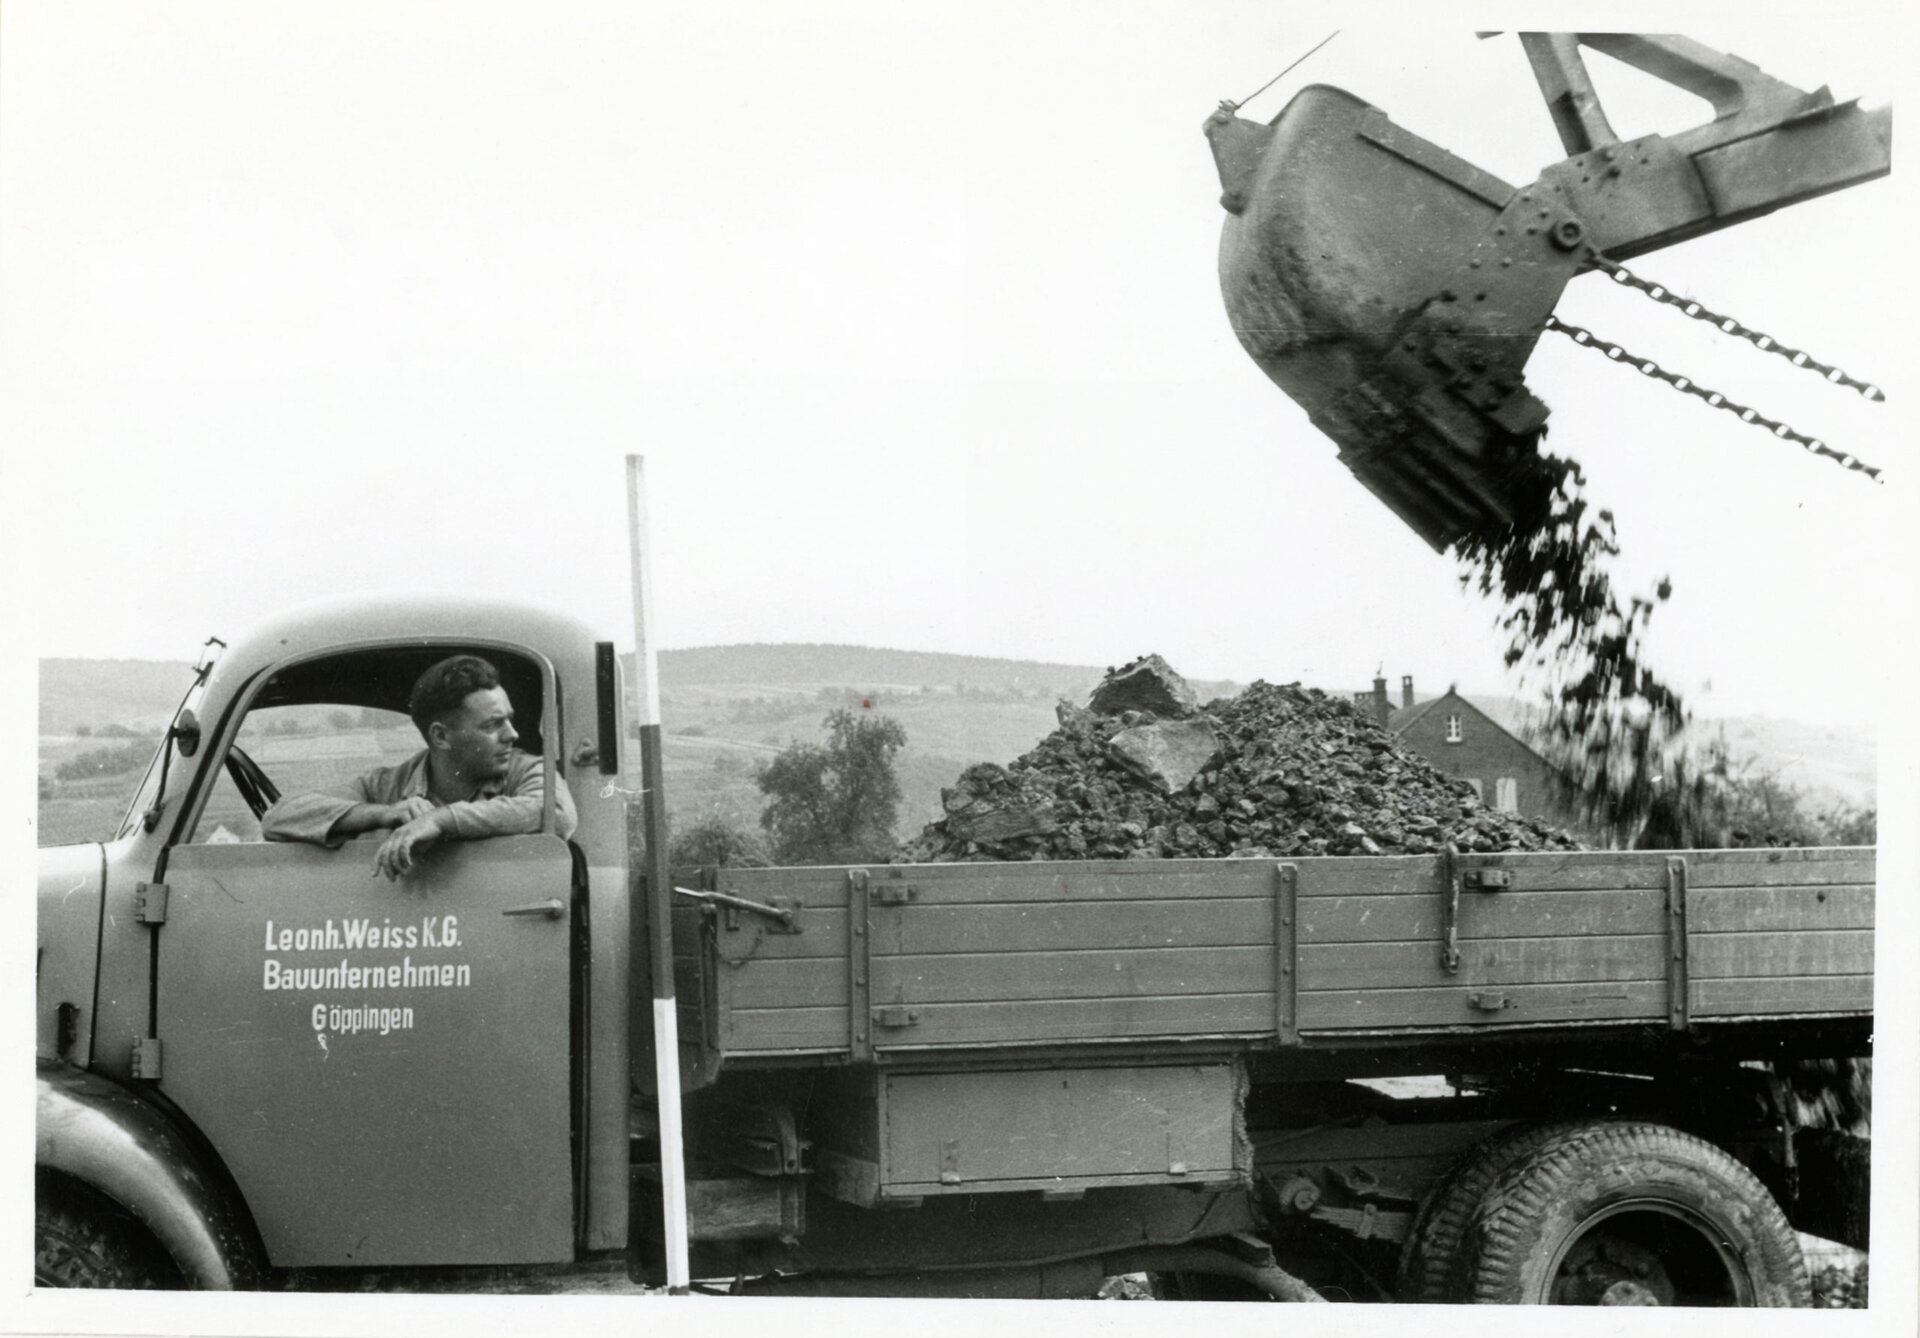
(872, 883, 917, 906)
(1462, 868, 1511, 890)
(131, 1037, 162, 1080)
(135, 882, 169, 925)
(1468, 991, 1513, 1013)
(873, 1006, 920, 1029)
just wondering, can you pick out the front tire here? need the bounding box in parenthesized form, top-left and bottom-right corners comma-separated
(1460, 1121, 1809, 1307)
(35, 1179, 183, 1290)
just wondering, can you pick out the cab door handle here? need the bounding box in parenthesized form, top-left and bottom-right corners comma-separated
(503, 898, 566, 921)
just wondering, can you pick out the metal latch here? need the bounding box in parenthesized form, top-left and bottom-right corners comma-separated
(132, 1037, 163, 1080)
(673, 887, 802, 933)
(1468, 992, 1513, 1013)
(872, 883, 916, 906)
(1462, 868, 1512, 890)
(873, 1006, 920, 1029)
(135, 882, 169, 925)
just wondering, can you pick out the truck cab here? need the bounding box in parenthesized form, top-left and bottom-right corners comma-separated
(36, 597, 634, 1286)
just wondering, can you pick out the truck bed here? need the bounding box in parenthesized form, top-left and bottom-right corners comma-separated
(670, 846, 1872, 1077)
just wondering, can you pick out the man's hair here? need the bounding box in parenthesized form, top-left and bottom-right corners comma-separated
(408, 655, 501, 740)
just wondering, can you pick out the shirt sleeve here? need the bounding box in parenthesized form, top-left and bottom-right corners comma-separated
(260, 792, 361, 847)
(260, 768, 385, 848)
(437, 758, 578, 841)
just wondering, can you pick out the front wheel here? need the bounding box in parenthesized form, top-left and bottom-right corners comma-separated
(1460, 1121, 1809, 1307)
(35, 1180, 183, 1290)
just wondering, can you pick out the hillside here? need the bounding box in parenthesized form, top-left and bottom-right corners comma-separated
(38, 658, 193, 735)
(37, 648, 1876, 847)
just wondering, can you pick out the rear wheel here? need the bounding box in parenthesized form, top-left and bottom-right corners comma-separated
(1396, 1121, 1557, 1302)
(1460, 1121, 1809, 1307)
(35, 1180, 183, 1290)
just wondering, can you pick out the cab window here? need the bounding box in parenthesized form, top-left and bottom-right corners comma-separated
(189, 704, 419, 844)
(182, 643, 551, 845)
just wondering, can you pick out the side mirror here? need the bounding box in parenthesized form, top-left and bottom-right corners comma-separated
(172, 708, 202, 758)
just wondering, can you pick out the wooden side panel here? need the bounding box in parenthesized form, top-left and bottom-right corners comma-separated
(707, 868, 857, 1055)
(1687, 849, 1874, 1019)
(872, 863, 1279, 1048)
(699, 850, 1874, 1056)
(1296, 855, 1669, 1032)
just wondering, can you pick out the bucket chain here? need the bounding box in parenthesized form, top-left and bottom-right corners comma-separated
(1590, 255, 1884, 402)
(1543, 316, 1884, 482)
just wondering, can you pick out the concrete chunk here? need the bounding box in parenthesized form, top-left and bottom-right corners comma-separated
(1107, 718, 1221, 794)
(1090, 654, 1200, 719)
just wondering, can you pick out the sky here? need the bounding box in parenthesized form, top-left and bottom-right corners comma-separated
(2, 4, 1911, 738)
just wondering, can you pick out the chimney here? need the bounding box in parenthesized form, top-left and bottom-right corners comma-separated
(1402, 675, 1414, 711)
(1372, 672, 1389, 726)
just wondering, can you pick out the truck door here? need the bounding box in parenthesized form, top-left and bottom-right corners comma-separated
(151, 688, 576, 1269)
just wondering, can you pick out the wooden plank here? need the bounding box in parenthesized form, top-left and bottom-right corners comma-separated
(1681, 849, 1875, 888)
(1691, 930, 1875, 980)
(725, 957, 850, 1010)
(1690, 884, 1875, 933)
(873, 992, 1276, 1046)
(1300, 934, 1666, 991)
(1299, 888, 1664, 944)
(1294, 854, 1671, 897)
(835, 865, 1277, 906)
(893, 898, 1272, 955)
(877, 945, 1274, 1005)
(1692, 974, 1874, 1017)
(723, 1004, 849, 1051)
(1299, 979, 1667, 1030)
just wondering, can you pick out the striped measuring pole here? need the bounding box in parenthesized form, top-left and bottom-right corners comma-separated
(626, 454, 691, 1293)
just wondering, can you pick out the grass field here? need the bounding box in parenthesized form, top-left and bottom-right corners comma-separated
(34, 686, 1063, 850)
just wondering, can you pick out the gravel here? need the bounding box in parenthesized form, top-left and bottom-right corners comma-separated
(902, 660, 1583, 863)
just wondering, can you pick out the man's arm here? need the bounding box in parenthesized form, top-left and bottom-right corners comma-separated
(370, 761, 576, 880)
(435, 760, 577, 841)
(262, 772, 433, 847)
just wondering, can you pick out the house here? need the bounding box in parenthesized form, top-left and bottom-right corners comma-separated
(1354, 674, 1566, 822)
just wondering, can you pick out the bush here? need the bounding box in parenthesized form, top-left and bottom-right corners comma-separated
(54, 741, 156, 782)
(668, 815, 771, 869)
(1634, 746, 1877, 850)
(757, 710, 907, 865)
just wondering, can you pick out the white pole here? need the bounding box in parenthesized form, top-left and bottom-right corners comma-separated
(626, 454, 691, 1293)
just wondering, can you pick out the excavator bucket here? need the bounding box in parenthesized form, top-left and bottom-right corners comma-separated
(1207, 86, 1541, 549)
(1208, 36, 1891, 551)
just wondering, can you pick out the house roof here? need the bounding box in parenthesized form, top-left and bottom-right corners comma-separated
(1390, 688, 1550, 764)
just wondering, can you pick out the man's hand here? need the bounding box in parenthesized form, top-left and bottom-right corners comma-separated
(385, 796, 436, 826)
(373, 812, 446, 881)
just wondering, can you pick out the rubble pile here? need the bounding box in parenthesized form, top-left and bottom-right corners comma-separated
(901, 655, 1583, 863)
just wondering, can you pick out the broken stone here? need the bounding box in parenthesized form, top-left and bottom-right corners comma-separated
(1089, 654, 1200, 719)
(1107, 718, 1221, 794)
(898, 659, 1583, 864)
(945, 801, 1057, 844)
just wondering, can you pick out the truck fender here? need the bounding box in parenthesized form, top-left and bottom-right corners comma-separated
(36, 1064, 263, 1289)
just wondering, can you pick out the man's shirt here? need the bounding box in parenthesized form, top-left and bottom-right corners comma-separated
(261, 749, 578, 846)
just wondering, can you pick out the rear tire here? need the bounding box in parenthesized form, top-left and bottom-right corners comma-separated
(35, 1181, 183, 1290)
(1460, 1121, 1809, 1307)
(1396, 1121, 1557, 1302)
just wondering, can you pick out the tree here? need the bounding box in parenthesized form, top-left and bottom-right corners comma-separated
(668, 815, 771, 869)
(756, 710, 907, 864)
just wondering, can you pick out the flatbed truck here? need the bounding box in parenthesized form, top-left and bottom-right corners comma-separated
(35, 597, 1872, 1304)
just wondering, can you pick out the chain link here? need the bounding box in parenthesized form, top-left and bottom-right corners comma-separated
(1543, 316, 1884, 482)
(1589, 255, 1885, 402)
